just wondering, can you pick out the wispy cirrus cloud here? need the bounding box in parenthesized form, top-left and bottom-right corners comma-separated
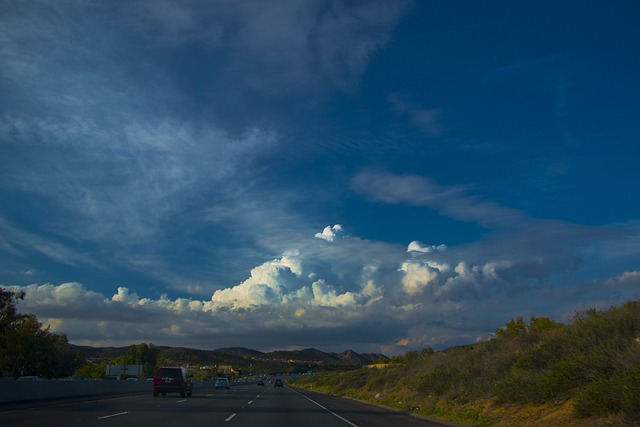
(0, 0, 412, 291)
(388, 93, 443, 136)
(351, 169, 527, 229)
(130, 0, 413, 93)
(0, 217, 99, 268)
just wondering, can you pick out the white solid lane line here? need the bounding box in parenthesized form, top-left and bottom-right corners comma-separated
(97, 411, 129, 420)
(290, 388, 359, 427)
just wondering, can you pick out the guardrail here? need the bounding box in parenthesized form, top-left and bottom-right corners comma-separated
(0, 380, 215, 404)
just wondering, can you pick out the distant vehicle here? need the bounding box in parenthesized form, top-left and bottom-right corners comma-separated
(215, 377, 231, 389)
(153, 367, 193, 397)
(16, 376, 40, 381)
(274, 378, 283, 387)
(257, 380, 264, 386)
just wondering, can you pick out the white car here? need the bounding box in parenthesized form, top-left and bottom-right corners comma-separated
(214, 377, 230, 389)
(16, 376, 41, 381)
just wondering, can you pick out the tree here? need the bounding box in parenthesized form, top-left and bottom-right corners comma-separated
(110, 342, 159, 378)
(0, 287, 80, 378)
(136, 342, 159, 378)
(0, 288, 25, 331)
(420, 346, 435, 357)
(496, 316, 528, 338)
(496, 315, 564, 340)
(0, 288, 27, 377)
(529, 316, 563, 332)
(73, 361, 107, 379)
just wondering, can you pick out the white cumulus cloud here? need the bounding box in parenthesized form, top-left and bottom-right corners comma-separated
(407, 241, 447, 253)
(315, 224, 345, 242)
(5, 220, 640, 354)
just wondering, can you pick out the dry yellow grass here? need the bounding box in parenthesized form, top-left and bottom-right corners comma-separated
(481, 400, 626, 427)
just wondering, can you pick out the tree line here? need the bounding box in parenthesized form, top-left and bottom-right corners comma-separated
(1, 287, 159, 379)
(0, 288, 82, 378)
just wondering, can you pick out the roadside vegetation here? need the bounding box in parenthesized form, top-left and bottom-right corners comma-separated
(291, 300, 640, 426)
(72, 342, 160, 379)
(0, 288, 83, 379)
(1, 288, 161, 380)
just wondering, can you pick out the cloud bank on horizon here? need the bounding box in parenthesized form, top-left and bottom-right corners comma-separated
(1, 1, 639, 354)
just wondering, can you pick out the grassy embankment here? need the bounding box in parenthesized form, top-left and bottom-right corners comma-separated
(290, 300, 640, 426)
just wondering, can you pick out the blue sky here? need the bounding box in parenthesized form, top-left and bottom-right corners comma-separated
(1, 0, 639, 355)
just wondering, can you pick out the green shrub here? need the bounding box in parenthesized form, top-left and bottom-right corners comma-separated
(545, 362, 577, 397)
(621, 365, 640, 419)
(575, 378, 623, 417)
(496, 368, 545, 404)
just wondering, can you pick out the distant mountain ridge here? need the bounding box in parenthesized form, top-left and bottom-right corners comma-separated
(215, 347, 265, 358)
(69, 344, 387, 371)
(254, 348, 385, 366)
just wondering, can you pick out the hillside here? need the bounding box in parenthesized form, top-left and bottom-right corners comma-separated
(291, 300, 640, 426)
(339, 349, 386, 366)
(215, 347, 264, 358)
(69, 344, 384, 375)
(255, 347, 385, 366)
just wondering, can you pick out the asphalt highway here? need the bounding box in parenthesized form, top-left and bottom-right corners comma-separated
(0, 380, 460, 427)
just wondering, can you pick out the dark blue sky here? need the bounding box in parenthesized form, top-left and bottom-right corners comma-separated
(1, 0, 638, 354)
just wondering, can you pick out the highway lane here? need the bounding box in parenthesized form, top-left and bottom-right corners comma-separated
(0, 381, 460, 427)
(244, 384, 455, 427)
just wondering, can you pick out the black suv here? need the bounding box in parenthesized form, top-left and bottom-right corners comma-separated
(274, 378, 284, 387)
(153, 367, 193, 397)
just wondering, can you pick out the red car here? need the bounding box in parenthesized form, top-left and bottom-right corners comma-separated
(153, 367, 193, 397)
